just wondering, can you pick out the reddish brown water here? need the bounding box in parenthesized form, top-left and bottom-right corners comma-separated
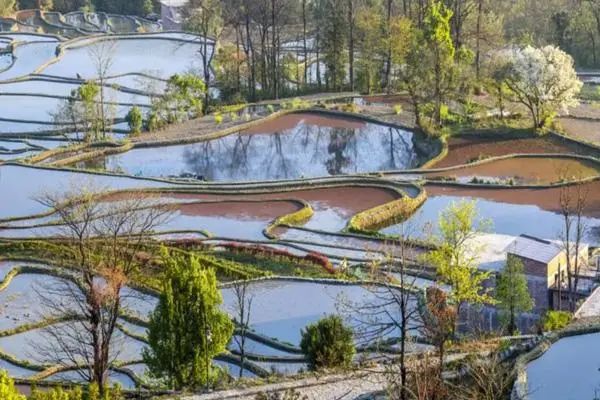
(427, 156, 600, 184)
(176, 200, 300, 219)
(426, 181, 600, 217)
(102, 185, 400, 232)
(244, 112, 367, 134)
(436, 136, 598, 168)
(558, 117, 600, 146)
(168, 186, 399, 217)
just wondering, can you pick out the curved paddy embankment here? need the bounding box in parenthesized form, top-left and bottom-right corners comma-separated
(433, 134, 600, 168)
(416, 154, 600, 185)
(90, 111, 424, 180)
(0, 162, 429, 266)
(0, 260, 425, 387)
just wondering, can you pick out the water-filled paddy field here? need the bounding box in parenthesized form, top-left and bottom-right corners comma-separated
(99, 112, 422, 180)
(420, 155, 600, 184)
(383, 183, 600, 246)
(4, 15, 600, 393)
(526, 332, 600, 400)
(0, 262, 420, 384)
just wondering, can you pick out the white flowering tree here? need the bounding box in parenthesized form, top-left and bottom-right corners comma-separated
(501, 45, 582, 130)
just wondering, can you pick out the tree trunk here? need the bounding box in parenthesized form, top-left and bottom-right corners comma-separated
(244, 8, 256, 101)
(271, 0, 278, 99)
(384, 0, 393, 91)
(302, 0, 308, 87)
(348, 0, 354, 92)
(475, 0, 482, 80)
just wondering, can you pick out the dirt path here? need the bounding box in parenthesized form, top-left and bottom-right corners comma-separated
(180, 369, 387, 400)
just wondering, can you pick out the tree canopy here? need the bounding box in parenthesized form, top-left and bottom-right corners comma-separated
(144, 249, 234, 390)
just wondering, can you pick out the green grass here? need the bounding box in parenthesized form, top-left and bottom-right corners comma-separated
(218, 250, 339, 279)
(579, 84, 600, 101)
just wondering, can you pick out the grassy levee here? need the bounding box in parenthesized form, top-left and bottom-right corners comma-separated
(347, 187, 427, 234)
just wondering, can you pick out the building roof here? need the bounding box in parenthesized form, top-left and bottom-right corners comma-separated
(505, 234, 563, 264)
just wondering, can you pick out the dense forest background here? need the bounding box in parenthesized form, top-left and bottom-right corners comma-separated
(6, 0, 600, 70)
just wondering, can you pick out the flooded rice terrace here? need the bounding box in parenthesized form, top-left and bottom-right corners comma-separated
(3, 16, 600, 394)
(99, 112, 421, 180)
(0, 261, 420, 384)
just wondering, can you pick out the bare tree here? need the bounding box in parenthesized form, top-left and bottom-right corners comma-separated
(230, 279, 254, 378)
(35, 187, 171, 395)
(421, 286, 456, 381)
(558, 173, 589, 312)
(88, 39, 117, 140)
(185, 0, 223, 110)
(339, 222, 426, 400)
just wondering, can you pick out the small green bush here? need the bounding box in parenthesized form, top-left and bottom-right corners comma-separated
(0, 369, 25, 400)
(300, 315, 355, 371)
(214, 112, 224, 125)
(146, 110, 162, 131)
(340, 102, 359, 113)
(541, 310, 572, 332)
(393, 104, 403, 115)
(126, 106, 143, 134)
(28, 382, 123, 400)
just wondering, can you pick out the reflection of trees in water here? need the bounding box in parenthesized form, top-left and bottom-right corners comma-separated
(182, 139, 217, 179)
(179, 122, 415, 181)
(326, 127, 356, 175)
(380, 127, 414, 171)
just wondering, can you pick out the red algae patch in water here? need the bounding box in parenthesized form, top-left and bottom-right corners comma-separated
(175, 200, 301, 220)
(558, 117, 600, 146)
(426, 156, 600, 184)
(243, 112, 366, 134)
(436, 136, 598, 168)
(426, 180, 600, 217)
(167, 186, 400, 215)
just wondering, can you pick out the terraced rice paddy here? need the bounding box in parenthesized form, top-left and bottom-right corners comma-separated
(0, 262, 420, 384)
(526, 332, 600, 400)
(3, 13, 600, 394)
(422, 155, 600, 184)
(99, 112, 421, 180)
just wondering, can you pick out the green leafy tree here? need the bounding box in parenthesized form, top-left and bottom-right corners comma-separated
(541, 310, 572, 332)
(214, 43, 247, 103)
(355, 5, 384, 94)
(150, 73, 206, 128)
(321, 0, 347, 91)
(427, 200, 494, 331)
(0, 370, 24, 400)
(300, 315, 355, 371)
(29, 384, 122, 400)
(126, 106, 143, 135)
(423, 0, 456, 127)
(78, 81, 103, 142)
(143, 249, 234, 390)
(92, 0, 153, 16)
(496, 255, 534, 334)
(184, 0, 223, 109)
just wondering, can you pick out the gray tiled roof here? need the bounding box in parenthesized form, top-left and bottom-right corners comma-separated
(504, 234, 563, 264)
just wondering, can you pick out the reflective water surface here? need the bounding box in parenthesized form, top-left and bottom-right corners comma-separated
(101, 112, 420, 180)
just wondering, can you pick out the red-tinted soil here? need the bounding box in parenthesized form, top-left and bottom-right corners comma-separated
(244, 112, 366, 134)
(426, 156, 600, 184)
(176, 200, 301, 220)
(426, 181, 600, 217)
(436, 135, 599, 168)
